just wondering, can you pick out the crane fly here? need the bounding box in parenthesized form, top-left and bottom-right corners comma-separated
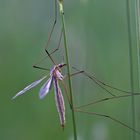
(13, 29, 140, 134)
(13, 0, 140, 138)
(13, 63, 68, 128)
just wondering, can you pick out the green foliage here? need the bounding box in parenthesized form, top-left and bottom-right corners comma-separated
(0, 0, 139, 140)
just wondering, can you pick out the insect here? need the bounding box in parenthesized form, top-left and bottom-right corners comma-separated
(13, 62, 67, 128)
(13, 0, 140, 139)
(13, 29, 140, 136)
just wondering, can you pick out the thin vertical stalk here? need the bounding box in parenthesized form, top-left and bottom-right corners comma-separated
(135, 1, 140, 139)
(135, 0, 140, 86)
(126, 0, 136, 140)
(58, 1, 77, 140)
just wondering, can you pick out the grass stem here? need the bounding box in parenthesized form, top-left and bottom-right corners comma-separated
(58, 1, 77, 140)
(126, 0, 138, 139)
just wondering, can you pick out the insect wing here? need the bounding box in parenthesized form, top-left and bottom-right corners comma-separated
(55, 70, 63, 80)
(12, 76, 47, 99)
(39, 76, 53, 99)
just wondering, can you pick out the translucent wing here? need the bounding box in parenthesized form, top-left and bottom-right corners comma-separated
(55, 70, 63, 80)
(12, 76, 47, 99)
(39, 76, 53, 99)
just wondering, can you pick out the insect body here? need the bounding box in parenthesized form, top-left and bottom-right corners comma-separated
(13, 63, 66, 128)
(12, 0, 140, 136)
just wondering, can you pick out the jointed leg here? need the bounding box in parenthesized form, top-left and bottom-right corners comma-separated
(45, 27, 63, 65)
(33, 29, 63, 70)
(33, 55, 50, 71)
(61, 80, 72, 108)
(66, 68, 116, 97)
(72, 66, 140, 95)
(33, 0, 59, 70)
(33, 65, 50, 71)
(75, 92, 140, 109)
(45, 0, 57, 50)
(75, 109, 140, 135)
(33, 30, 62, 70)
(50, 29, 63, 55)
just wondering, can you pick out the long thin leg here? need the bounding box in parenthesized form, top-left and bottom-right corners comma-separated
(50, 29, 63, 55)
(75, 92, 140, 109)
(61, 80, 72, 107)
(44, 0, 59, 65)
(72, 66, 140, 95)
(45, 27, 63, 65)
(65, 70, 140, 109)
(45, 0, 57, 50)
(45, 25, 63, 64)
(75, 109, 140, 135)
(45, 49, 56, 65)
(33, 65, 50, 71)
(33, 56, 50, 71)
(33, 29, 63, 70)
(64, 70, 116, 97)
(33, 0, 59, 69)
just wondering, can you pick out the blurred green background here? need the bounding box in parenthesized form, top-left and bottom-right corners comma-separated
(0, 0, 140, 140)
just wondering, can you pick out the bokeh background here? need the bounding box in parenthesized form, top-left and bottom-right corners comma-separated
(0, 0, 140, 140)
